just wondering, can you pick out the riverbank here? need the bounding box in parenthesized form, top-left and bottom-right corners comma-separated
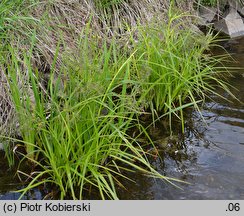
(0, 0, 234, 199)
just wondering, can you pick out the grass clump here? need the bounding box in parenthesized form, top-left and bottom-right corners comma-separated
(4, 32, 183, 199)
(0, 1, 233, 199)
(130, 10, 231, 132)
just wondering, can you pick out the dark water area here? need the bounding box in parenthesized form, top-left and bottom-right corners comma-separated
(0, 150, 45, 200)
(0, 151, 21, 200)
(1, 36, 244, 200)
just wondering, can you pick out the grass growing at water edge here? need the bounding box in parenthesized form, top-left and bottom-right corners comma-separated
(0, 2, 234, 199)
(4, 33, 185, 199)
(129, 10, 233, 132)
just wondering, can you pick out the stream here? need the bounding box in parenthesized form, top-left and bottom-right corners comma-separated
(1, 36, 244, 200)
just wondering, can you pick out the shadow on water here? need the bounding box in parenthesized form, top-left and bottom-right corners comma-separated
(1, 37, 244, 200)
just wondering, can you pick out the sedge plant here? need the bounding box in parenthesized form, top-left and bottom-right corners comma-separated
(1, 2, 234, 200)
(130, 10, 232, 132)
(3, 29, 184, 199)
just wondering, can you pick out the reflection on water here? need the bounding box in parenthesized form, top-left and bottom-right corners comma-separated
(1, 37, 244, 200)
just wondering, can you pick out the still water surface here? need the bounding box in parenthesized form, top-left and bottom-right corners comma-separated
(1, 37, 244, 200)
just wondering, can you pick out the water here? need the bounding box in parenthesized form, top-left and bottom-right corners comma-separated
(1, 37, 244, 200)
(0, 150, 46, 200)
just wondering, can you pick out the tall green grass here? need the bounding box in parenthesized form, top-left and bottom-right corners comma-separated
(1, 2, 233, 200)
(3, 30, 185, 199)
(0, 0, 38, 165)
(129, 10, 232, 132)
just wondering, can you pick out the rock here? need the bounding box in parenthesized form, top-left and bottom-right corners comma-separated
(228, 0, 244, 17)
(214, 7, 244, 38)
(228, 0, 238, 8)
(198, 6, 217, 24)
(196, 0, 244, 38)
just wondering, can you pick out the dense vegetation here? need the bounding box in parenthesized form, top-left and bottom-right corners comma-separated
(0, 0, 232, 199)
